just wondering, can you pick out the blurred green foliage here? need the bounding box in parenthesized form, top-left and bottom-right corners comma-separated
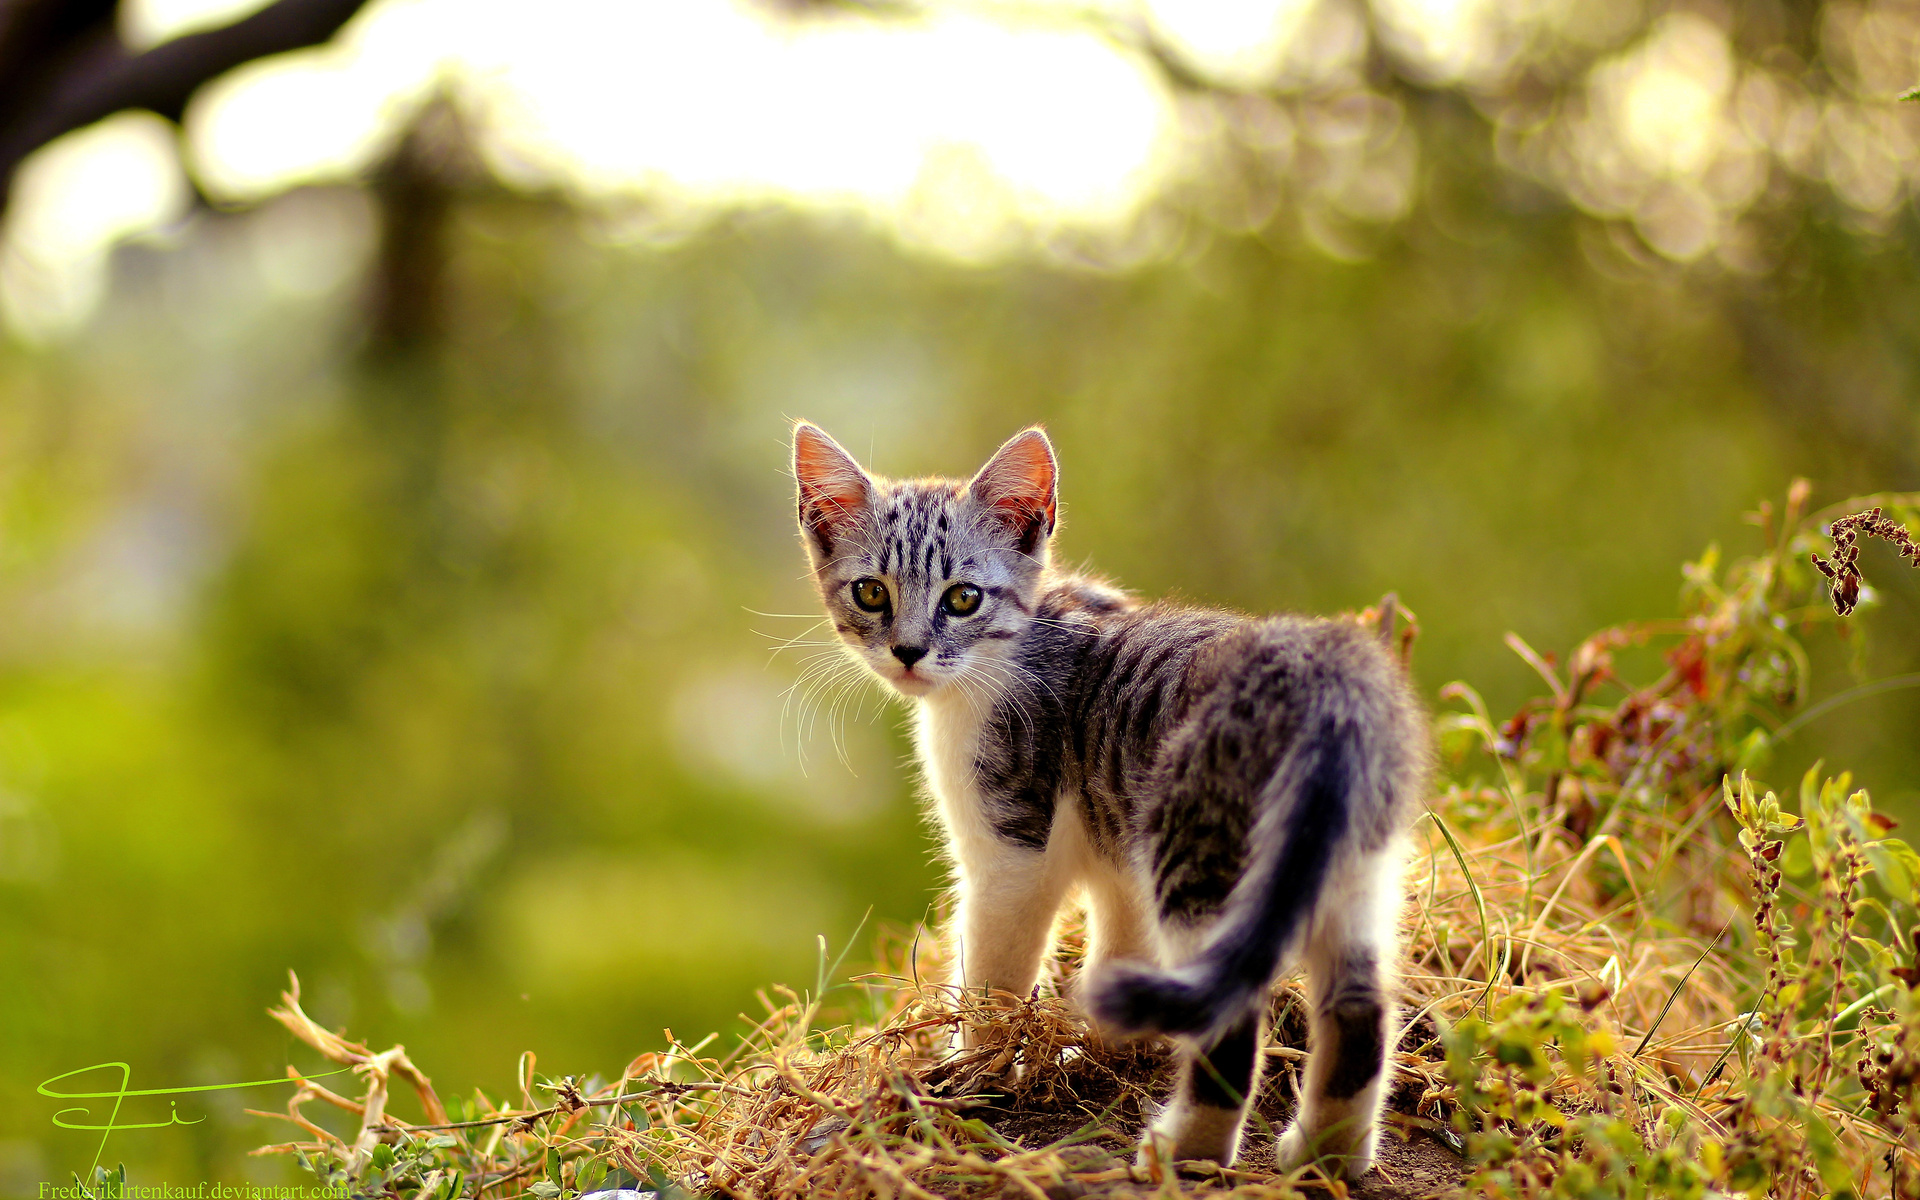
(5, 8, 1920, 1187)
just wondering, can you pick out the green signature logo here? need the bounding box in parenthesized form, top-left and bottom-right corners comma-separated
(39, 1062, 351, 1186)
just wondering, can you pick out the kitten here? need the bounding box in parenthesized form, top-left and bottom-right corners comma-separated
(790, 420, 1428, 1177)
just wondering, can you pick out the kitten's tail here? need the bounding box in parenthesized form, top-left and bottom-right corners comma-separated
(1085, 720, 1362, 1042)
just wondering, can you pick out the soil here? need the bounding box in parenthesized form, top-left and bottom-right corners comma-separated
(977, 1030, 1466, 1200)
(983, 1044, 1459, 1198)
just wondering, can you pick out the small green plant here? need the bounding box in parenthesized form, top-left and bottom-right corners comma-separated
(1435, 769, 1920, 1199)
(1715, 770, 1920, 1198)
(1419, 485, 1920, 1199)
(74, 1163, 127, 1200)
(1441, 988, 1721, 1199)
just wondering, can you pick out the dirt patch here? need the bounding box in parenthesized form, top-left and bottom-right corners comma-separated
(961, 1003, 1465, 1200)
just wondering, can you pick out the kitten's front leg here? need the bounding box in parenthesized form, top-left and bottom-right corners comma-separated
(1081, 867, 1154, 974)
(951, 843, 1070, 1047)
(1071, 866, 1154, 1042)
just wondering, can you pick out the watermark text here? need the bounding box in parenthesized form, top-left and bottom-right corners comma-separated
(39, 1185, 347, 1200)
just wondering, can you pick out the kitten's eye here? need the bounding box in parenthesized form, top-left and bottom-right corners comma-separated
(941, 583, 983, 617)
(852, 578, 890, 613)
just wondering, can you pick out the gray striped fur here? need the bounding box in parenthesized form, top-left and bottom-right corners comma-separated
(791, 422, 1429, 1177)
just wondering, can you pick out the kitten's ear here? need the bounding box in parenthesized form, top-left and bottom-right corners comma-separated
(967, 427, 1057, 556)
(793, 421, 874, 559)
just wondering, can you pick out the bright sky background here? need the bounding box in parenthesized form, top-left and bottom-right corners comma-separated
(1, 0, 1837, 335)
(5, 0, 1248, 334)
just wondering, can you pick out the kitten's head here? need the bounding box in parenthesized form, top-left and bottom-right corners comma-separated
(791, 421, 1056, 698)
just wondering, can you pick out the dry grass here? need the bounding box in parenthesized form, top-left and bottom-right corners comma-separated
(249, 485, 1920, 1200)
(243, 777, 1767, 1199)
(243, 798, 1754, 1200)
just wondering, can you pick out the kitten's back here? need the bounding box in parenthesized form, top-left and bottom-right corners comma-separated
(1068, 609, 1426, 1039)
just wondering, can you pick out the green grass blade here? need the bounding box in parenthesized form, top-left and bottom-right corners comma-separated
(1429, 809, 1496, 1013)
(1634, 919, 1729, 1057)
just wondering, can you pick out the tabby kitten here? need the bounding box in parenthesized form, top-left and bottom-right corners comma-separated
(790, 421, 1427, 1177)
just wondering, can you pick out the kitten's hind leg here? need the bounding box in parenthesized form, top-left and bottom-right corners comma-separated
(1138, 1009, 1265, 1169)
(1275, 859, 1400, 1180)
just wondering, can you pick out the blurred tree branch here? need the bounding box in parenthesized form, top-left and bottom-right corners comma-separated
(0, 0, 373, 211)
(365, 97, 492, 363)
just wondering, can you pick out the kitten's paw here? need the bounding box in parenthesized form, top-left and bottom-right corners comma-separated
(1133, 1137, 1224, 1177)
(1275, 1123, 1374, 1180)
(1133, 1129, 1169, 1172)
(1137, 1103, 1242, 1168)
(1274, 1125, 1308, 1173)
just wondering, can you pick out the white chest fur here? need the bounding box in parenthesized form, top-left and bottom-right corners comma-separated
(913, 687, 1009, 872)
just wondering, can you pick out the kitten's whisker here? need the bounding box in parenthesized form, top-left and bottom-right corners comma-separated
(963, 658, 1041, 740)
(948, 667, 991, 732)
(1026, 616, 1098, 636)
(777, 652, 855, 695)
(810, 657, 877, 771)
(793, 670, 849, 774)
(982, 652, 1064, 707)
(752, 618, 834, 655)
(759, 639, 841, 657)
(826, 666, 884, 769)
(780, 651, 864, 773)
(970, 649, 1043, 699)
(817, 660, 865, 769)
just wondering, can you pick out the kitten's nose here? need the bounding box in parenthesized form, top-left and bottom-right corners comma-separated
(892, 645, 928, 669)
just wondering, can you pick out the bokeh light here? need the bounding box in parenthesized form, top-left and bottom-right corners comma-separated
(19, 0, 1920, 337)
(0, 112, 191, 338)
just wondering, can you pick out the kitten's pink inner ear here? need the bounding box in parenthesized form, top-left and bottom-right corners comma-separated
(793, 423, 872, 536)
(969, 428, 1057, 545)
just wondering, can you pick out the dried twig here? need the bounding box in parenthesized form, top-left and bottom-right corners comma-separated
(1811, 507, 1920, 615)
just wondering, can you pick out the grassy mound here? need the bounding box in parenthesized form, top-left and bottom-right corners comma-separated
(244, 485, 1920, 1200)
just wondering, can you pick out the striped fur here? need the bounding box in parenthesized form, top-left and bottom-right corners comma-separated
(791, 422, 1428, 1177)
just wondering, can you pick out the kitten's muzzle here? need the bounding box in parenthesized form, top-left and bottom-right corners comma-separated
(892, 645, 928, 669)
